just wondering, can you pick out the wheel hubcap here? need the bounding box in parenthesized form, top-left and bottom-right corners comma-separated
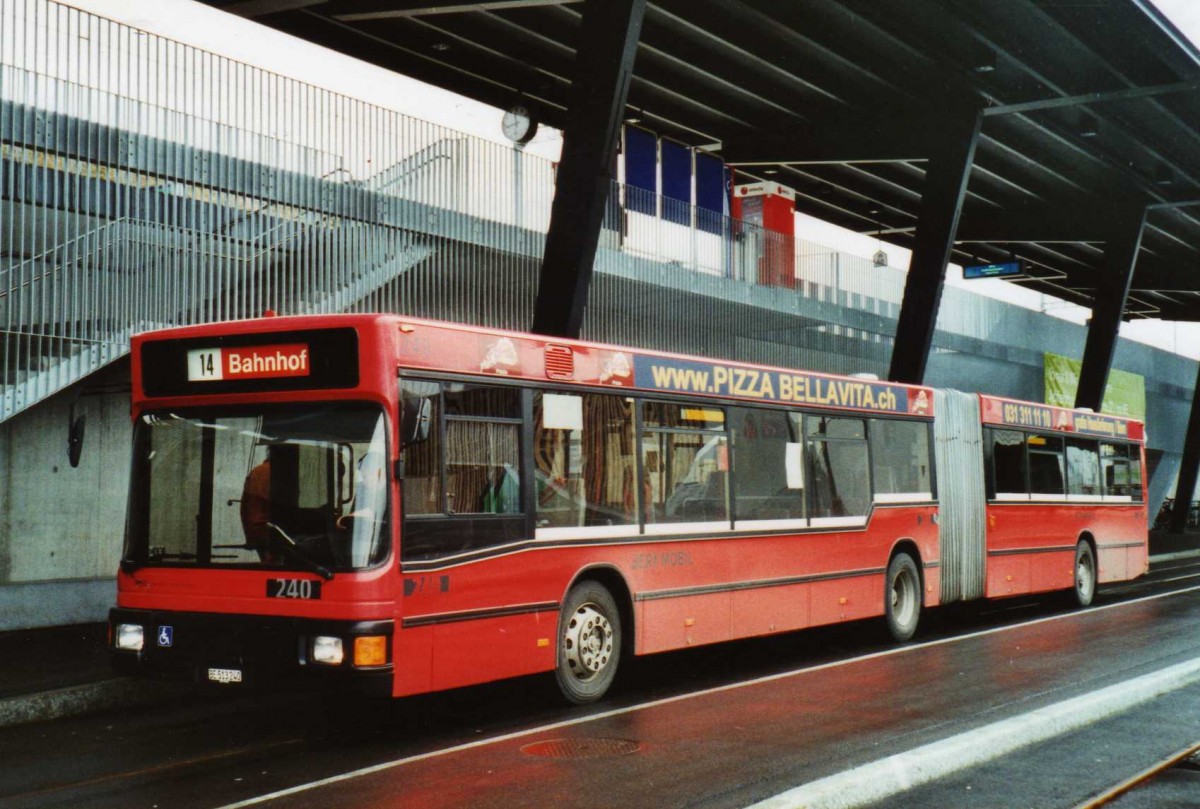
(892, 569, 916, 627)
(1077, 553, 1094, 600)
(563, 603, 614, 681)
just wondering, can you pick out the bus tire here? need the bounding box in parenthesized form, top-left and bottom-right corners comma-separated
(1072, 540, 1097, 608)
(555, 581, 621, 705)
(885, 552, 921, 642)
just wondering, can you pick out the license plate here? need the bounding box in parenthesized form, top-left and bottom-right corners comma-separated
(207, 667, 243, 685)
(266, 578, 322, 600)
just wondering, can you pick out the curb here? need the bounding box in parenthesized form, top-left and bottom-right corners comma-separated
(0, 678, 191, 729)
(747, 656, 1200, 809)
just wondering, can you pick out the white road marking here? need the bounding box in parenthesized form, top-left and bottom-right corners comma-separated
(218, 583, 1200, 809)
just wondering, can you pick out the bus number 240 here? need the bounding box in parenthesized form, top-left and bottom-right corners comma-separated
(266, 578, 322, 600)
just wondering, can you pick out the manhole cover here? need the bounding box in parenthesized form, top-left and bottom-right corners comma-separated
(520, 738, 643, 759)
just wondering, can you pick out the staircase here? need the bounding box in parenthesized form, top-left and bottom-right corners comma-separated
(1, 213, 438, 423)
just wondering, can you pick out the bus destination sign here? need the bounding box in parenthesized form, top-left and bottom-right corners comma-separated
(140, 327, 359, 397)
(186, 344, 310, 382)
(632, 355, 930, 416)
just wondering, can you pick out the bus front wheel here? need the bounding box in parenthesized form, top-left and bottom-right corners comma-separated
(555, 581, 621, 705)
(1072, 541, 1097, 608)
(885, 553, 921, 642)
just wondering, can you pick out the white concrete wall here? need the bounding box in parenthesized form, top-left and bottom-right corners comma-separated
(0, 363, 130, 629)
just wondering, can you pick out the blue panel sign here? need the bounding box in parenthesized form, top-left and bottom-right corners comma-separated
(623, 126, 657, 215)
(695, 152, 725, 235)
(157, 625, 174, 647)
(661, 139, 692, 225)
(963, 261, 1023, 280)
(695, 153, 724, 213)
(632, 355, 921, 414)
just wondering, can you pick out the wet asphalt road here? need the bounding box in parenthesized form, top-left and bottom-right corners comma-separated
(4, 557, 1200, 809)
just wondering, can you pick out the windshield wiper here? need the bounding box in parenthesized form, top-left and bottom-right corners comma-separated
(265, 523, 334, 581)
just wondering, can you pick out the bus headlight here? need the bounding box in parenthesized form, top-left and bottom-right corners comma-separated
(312, 636, 344, 665)
(115, 623, 144, 651)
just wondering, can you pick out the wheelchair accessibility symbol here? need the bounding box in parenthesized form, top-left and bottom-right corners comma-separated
(157, 626, 173, 647)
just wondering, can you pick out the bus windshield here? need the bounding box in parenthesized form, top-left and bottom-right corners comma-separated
(126, 403, 390, 573)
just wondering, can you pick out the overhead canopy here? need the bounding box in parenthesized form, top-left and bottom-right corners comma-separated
(206, 0, 1200, 321)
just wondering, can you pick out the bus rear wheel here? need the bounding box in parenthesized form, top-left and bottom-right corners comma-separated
(1073, 541, 1097, 608)
(885, 553, 921, 642)
(555, 581, 621, 705)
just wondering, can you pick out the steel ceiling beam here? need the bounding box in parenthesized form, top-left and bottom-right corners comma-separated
(221, 0, 325, 17)
(982, 80, 1200, 117)
(279, 8, 569, 126)
(721, 119, 936, 166)
(333, 0, 582, 21)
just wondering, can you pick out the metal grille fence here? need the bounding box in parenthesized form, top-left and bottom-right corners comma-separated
(0, 0, 562, 419)
(2, 0, 1188, 427)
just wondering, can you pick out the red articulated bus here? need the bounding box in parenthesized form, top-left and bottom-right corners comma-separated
(109, 314, 1147, 703)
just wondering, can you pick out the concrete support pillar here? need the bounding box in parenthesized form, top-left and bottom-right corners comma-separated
(531, 0, 646, 338)
(887, 107, 983, 384)
(1169, 361, 1200, 534)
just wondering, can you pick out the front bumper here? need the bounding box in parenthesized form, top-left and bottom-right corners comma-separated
(109, 608, 394, 697)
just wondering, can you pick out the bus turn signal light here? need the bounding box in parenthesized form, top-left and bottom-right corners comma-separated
(354, 635, 388, 667)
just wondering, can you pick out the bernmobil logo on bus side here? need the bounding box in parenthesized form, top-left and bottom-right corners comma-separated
(186, 343, 310, 382)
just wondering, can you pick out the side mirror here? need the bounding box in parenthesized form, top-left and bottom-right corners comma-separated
(68, 413, 86, 468)
(401, 397, 432, 448)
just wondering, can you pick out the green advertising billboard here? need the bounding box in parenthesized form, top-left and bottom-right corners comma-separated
(1044, 352, 1145, 419)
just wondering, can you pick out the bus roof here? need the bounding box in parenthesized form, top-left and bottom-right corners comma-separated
(129, 314, 1143, 438)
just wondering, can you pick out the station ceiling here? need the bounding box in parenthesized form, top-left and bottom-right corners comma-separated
(206, 0, 1200, 321)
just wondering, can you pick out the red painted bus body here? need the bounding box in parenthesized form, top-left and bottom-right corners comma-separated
(977, 395, 1148, 600)
(109, 314, 1146, 702)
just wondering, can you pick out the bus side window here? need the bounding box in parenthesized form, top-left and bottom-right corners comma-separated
(806, 415, 869, 519)
(400, 380, 526, 561)
(869, 418, 932, 501)
(1066, 438, 1101, 497)
(1130, 445, 1143, 501)
(1100, 442, 1138, 499)
(400, 380, 443, 515)
(532, 392, 636, 530)
(1028, 434, 1065, 497)
(990, 429, 1027, 498)
(642, 402, 728, 525)
(728, 407, 804, 523)
(442, 384, 522, 514)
